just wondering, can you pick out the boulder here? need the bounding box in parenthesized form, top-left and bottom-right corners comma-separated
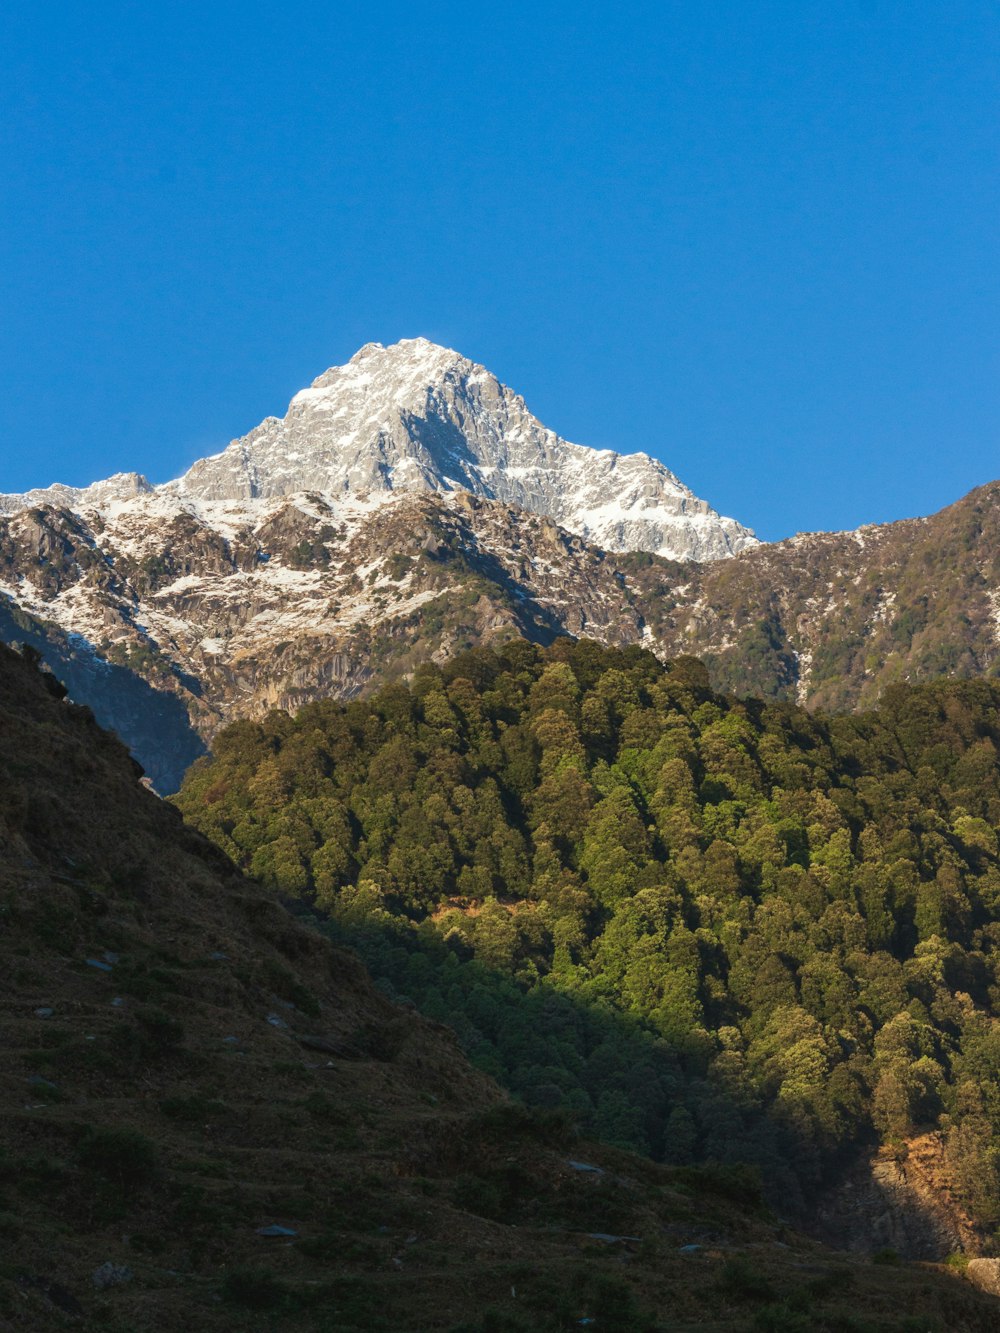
(966, 1259, 1000, 1297)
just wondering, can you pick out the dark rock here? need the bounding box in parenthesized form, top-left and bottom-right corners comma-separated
(17, 1276, 84, 1315)
(92, 1262, 133, 1291)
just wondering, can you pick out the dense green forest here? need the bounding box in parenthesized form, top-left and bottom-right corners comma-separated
(177, 640, 1000, 1219)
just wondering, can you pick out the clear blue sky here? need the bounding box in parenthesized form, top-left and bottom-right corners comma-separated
(1, 2, 997, 541)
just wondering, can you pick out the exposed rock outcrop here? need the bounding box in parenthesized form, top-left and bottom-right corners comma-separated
(967, 1259, 1000, 1297)
(815, 1135, 989, 1261)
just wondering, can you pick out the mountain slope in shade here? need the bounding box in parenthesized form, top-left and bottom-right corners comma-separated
(0, 338, 757, 562)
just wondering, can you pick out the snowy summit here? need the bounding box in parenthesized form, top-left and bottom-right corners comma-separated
(0, 337, 755, 561)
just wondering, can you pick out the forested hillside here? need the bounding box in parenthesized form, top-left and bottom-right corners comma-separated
(177, 639, 1000, 1228)
(0, 639, 789, 1332)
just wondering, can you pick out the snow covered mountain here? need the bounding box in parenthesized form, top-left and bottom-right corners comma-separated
(0, 471, 153, 517)
(0, 338, 756, 562)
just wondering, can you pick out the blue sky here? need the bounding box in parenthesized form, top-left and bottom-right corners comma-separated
(1, 2, 997, 541)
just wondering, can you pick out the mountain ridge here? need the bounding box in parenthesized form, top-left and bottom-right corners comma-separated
(2, 339, 1000, 796)
(3, 477, 1000, 792)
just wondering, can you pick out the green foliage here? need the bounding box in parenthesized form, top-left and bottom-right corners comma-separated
(871, 1248, 901, 1266)
(178, 640, 1000, 1219)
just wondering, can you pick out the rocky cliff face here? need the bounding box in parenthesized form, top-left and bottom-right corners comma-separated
(815, 1136, 989, 1261)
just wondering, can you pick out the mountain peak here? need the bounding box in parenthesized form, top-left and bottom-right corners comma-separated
(351, 334, 451, 359)
(304, 336, 464, 397)
(175, 340, 756, 560)
(0, 340, 756, 561)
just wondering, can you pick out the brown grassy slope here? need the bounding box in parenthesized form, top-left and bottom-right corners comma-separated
(0, 644, 998, 1332)
(627, 480, 1000, 709)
